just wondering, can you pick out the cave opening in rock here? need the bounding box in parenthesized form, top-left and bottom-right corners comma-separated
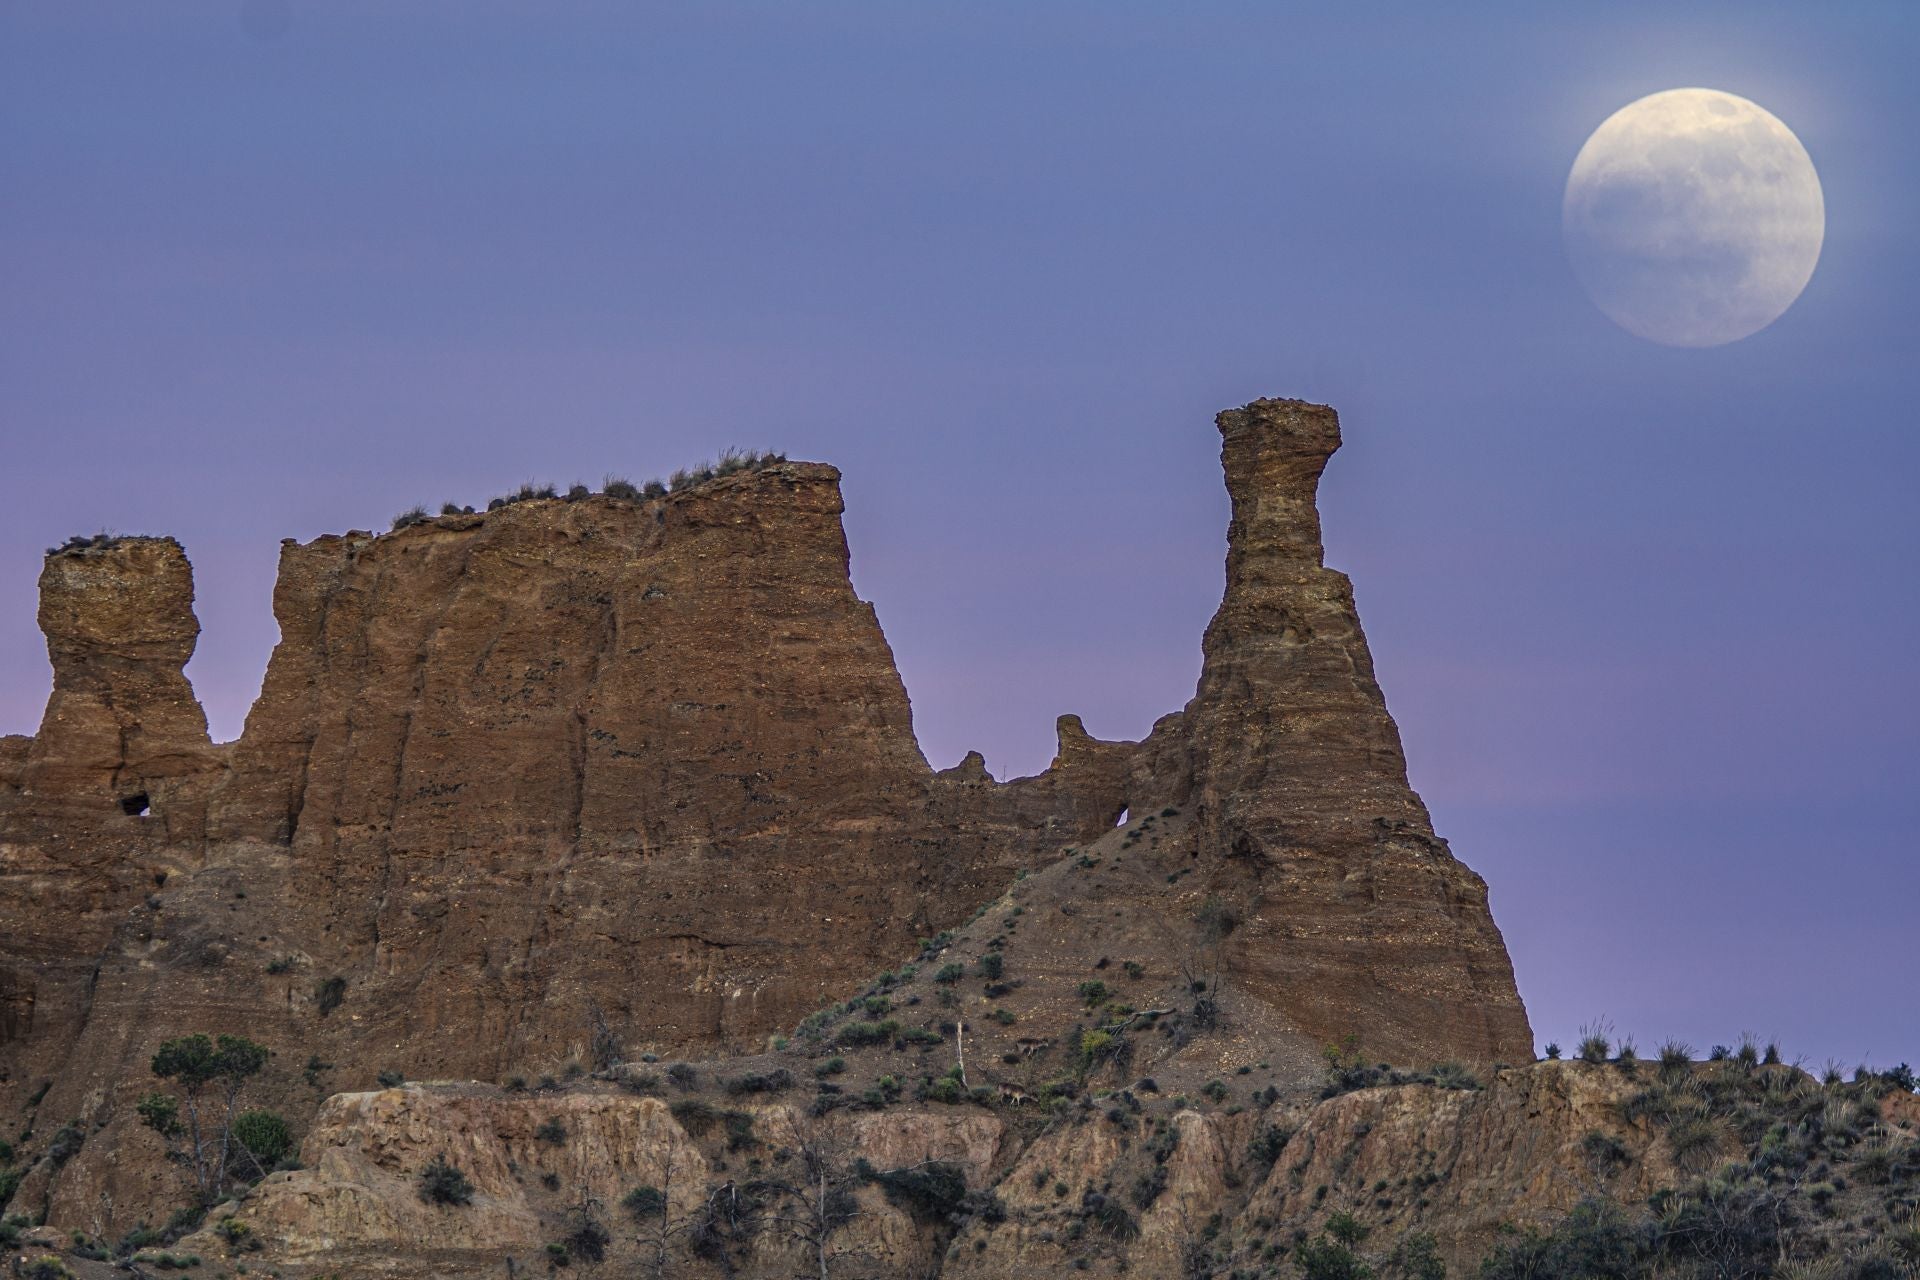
(120, 793, 151, 817)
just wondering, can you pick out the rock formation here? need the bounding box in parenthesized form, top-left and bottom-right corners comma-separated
(0, 398, 1549, 1266)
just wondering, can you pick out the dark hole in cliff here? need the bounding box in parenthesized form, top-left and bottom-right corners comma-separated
(120, 793, 151, 817)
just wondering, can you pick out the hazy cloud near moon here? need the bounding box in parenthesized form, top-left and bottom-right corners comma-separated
(1563, 88, 1824, 348)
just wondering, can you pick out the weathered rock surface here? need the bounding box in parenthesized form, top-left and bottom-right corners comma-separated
(0, 399, 1533, 1244)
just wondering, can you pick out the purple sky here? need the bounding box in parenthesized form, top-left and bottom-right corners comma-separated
(2, 2, 1914, 1068)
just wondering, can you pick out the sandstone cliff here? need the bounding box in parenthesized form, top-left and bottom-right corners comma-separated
(0, 399, 1538, 1255)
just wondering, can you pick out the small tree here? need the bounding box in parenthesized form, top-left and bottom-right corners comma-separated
(141, 1034, 272, 1200)
(564, 1189, 611, 1274)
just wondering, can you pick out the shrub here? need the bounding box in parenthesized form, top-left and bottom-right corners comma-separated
(1544, 1042, 1562, 1060)
(1578, 1033, 1611, 1064)
(1665, 1114, 1725, 1171)
(214, 1216, 253, 1246)
(1077, 980, 1109, 1007)
(836, 1019, 900, 1048)
(992, 1008, 1016, 1025)
(46, 1122, 83, 1167)
(722, 1110, 756, 1150)
(1194, 897, 1240, 941)
(669, 1098, 716, 1134)
(1296, 1236, 1370, 1280)
(642, 479, 667, 498)
(975, 953, 1004, 980)
(565, 483, 590, 501)
(535, 1118, 569, 1146)
(1424, 1061, 1481, 1091)
(419, 1156, 474, 1206)
(622, 1185, 666, 1218)
(1647, 1179, 1791, 1276)
(933, 963, 965, 984)
(1390, 1232, 1445, 1280)
(1201, 1079, 1229, 1104)
(1079, 1190, 1138, 1239)
(922, 1075, 964, 1105)
(1078, 1029, 1115, 1069)
(376, 1069, 405, 1088)
(1249, 1125, 1291, 1167)
(315, 976, 347, 1016)
(566, 1209, 610, 1262)
(230, 1109, 293, 1171)
(1326, 1211, 1370, 1247)
(666, 1062, 699, 1089)
(814, 1057, 846, 1077)
(871, 1161, 969, 1222)
(390, 506, 429, 531)
(602, 476, 640, 500)
(1478, 1199, 1637, 1280)
(1123, 960, 1145, 980)
(723, 1068, 793, 1095)
(439, 501, 472, 516)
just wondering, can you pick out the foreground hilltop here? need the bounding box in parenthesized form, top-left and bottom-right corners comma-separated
(0, 399, 1546, 1269)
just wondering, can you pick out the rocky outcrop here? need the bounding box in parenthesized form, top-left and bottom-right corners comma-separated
(0, 398, 1532, 1241)
(1175, 401, 1531, 1063)
(11, 536, 216, 846)
(174, 1063, 1695, 1278)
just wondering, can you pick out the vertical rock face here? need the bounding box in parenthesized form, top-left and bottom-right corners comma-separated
(182, 466, 1130, 1072)
(1180, 400, 1531, 1063)
(0, 399, 1530, 1236)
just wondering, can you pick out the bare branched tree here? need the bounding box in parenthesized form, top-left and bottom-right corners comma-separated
(756, 1127, 869, 1280)
(753, 1120, 951, 1280)
(624, 1148, 699, 1280)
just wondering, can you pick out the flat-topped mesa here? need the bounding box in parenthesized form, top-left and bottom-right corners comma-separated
(209, 460, 934, 855)
(1182, 398, 1532, 1064)
(9, 536, 215, 847)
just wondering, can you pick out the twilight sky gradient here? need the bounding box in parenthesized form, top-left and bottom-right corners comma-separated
(2, 2, 1914, 1067)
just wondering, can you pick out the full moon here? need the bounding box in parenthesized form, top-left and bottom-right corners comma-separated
(1563, 88, 1824, 347)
